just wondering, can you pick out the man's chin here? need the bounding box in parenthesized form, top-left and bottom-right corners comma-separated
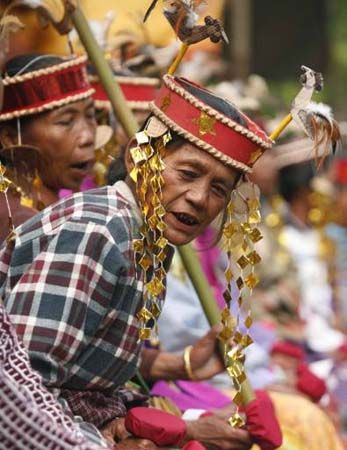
(164, 229, 198, 247)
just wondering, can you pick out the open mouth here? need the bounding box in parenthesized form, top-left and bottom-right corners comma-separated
(173, 212, 199, 226)
(70, 160, 94, 171)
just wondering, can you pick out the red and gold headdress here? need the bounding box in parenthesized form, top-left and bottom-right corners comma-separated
(90, 74, 160, 112)
(150, 75, 272, 172)
(0, 55, 94, 122)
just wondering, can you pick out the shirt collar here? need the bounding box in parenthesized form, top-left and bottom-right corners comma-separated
(114, 180, 142, 225)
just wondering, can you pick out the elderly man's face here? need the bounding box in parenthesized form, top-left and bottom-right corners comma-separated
(160, 143, 238, 246)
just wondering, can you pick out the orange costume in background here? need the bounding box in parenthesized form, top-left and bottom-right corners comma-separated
(2, 0, 225, 59)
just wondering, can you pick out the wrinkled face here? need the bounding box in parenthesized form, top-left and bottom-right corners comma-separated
(22, 98, 96, 191)
(160, 143, 238, 246)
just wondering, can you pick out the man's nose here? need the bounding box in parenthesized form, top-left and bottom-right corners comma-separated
(186, 183, 209, 206)
(78, 119, 96, 149)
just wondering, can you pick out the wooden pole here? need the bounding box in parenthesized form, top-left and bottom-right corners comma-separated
(71, 6, 138, 137)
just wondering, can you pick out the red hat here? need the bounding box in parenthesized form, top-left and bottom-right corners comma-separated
(333, 159, 347, 184)
(0, 56, 93, 122)
(149, 75, 272, 173)
(271, 341, 305, 360)
(90, 74, 160, 111)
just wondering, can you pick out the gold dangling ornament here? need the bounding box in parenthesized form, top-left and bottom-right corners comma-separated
(130, 116, 172, 342)
(0, 163, 16, 242)
(220, 176, 262, 427)
(32, 171, 45, 211)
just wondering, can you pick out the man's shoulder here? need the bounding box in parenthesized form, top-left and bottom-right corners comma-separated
(16, 186, 134, 245)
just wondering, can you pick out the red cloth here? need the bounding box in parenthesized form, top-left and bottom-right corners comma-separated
(338, 342, 347, 356)
(183, 441, 206, 450)
(270, 341, 304, 360)
(125, 407, 187, 446)
(334, 159, 347, 184)
(242, 390, 282, 450)
(296, 363, 327, 402)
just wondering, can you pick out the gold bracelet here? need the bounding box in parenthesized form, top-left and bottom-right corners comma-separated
(183, 345, 195, 380)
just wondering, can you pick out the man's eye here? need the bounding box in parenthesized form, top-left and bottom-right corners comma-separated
(179, 169, 198, 179)
(86, 109, 96, 120)
(212, 185, 227, 197)
(56, 117, 73, 126)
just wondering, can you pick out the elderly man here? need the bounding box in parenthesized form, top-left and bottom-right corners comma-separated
(0, 73, 273, 449)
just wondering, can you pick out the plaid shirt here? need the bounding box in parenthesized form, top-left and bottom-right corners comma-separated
(0, 301, 109, 449)
(0, 182, 159, 395)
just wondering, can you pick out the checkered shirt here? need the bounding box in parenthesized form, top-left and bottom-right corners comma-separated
(0, 182, 155, 395)
(0, 300, 110, 449)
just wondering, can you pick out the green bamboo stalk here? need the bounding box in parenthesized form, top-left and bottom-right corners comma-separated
(71, 7, 138, 137)
(178, 244, 255, 405)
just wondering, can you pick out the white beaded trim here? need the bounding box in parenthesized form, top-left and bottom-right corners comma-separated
(89, 74, 160, 87)
(115, 76, 160, 87)
(163, 75, 272, 151)
(94, 99, 151, 112)
(150, 103, 251, 173)
(0, 89, 95, 122)
(3, 56, 88, 85)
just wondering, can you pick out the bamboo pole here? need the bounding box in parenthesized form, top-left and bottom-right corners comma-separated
(70, 7, 138, 137)
(167, 43, 189, 76)
(270, 113, 293, 141)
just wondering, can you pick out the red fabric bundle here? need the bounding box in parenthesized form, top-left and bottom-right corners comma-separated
(125, 407, 187, 446)
(270, 341, 304, 360)
(183, 441, 207, 450)
(242, 390, 282, 450)
(334, 159, 347, 184)
(296, 363, 327, 402)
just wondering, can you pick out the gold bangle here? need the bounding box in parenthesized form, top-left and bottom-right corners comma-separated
(183, 345, 195, 380)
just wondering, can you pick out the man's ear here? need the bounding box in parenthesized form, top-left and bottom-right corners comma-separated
(0, 125, 17, 149)
(124, 137, 137, 175)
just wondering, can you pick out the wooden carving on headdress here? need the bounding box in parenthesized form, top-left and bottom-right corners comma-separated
(144, 0, 228, 45)
(271, 65, 340, 169)
(290, 66, 340, 166)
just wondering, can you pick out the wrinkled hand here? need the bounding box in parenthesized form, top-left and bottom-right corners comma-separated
(189, 324, 225, 380)
(115, 438, 159, 450)
(185, 415, 252, 450)
(101, 418, 130, 444)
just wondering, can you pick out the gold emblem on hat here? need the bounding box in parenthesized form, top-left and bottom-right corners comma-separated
(160, 95, 171, 112)
(193, 112, 217, 136)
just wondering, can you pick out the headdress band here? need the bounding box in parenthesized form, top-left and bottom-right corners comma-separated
(90, 75, 160, 112)
(150, 75, 272, 173)
(0, 56, 94, 121)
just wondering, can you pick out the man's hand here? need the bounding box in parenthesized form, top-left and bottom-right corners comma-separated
(145, 324, 224, 381)
(101, 419, 162, 449)
(185, 415, 252, 450)
(189, 324, 224, 380)
(116, 438, 160, 449)
(101, 418, 130, 444)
